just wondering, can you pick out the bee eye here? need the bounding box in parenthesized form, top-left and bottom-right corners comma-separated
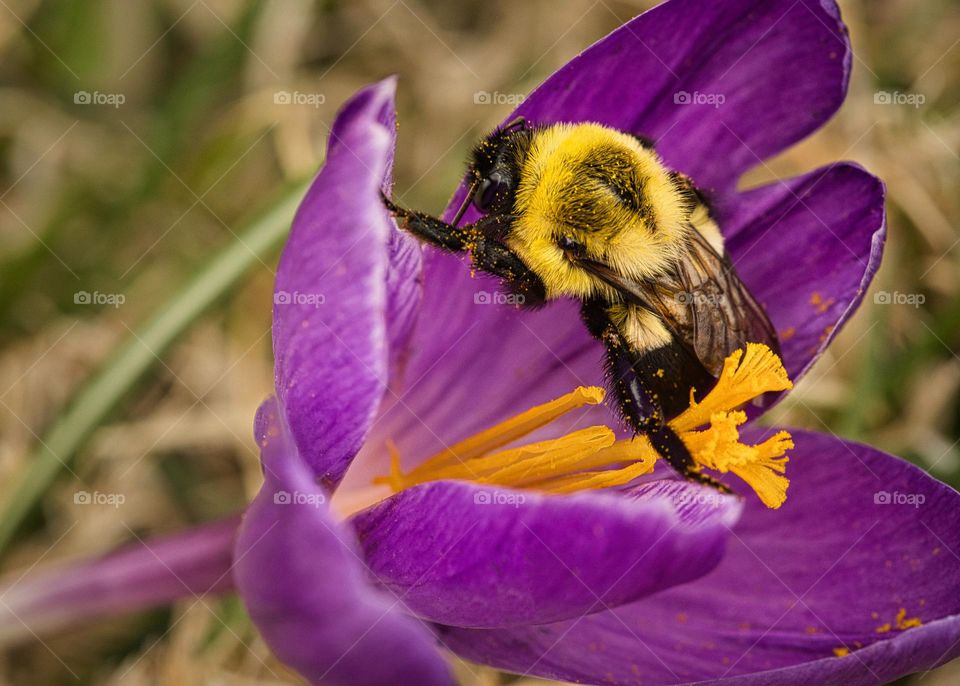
(473, 173, 509, 212)
(558, 235, 585, 256)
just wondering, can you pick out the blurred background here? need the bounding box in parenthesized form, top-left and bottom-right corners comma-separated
(0, 0, 957, 683)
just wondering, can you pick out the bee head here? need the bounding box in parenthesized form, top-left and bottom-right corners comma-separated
(507, 123, 697, 299)
(461, 119, 534, 221)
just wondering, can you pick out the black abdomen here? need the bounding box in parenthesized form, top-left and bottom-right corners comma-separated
(633, 338, 717, 421)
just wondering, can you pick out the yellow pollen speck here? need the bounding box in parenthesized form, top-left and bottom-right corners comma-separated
(875, 607, 922, 634)
(896, 607, 922, 630)
(375, 343, 794, 508)
(780, 326, 796, 341)
(810, 291, 835, 314)
(833, 647, 850, 657)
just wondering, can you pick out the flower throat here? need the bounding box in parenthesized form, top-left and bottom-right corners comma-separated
(375, 343, 794, 509)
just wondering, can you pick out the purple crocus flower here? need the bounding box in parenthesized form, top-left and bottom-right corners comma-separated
(4, 1, 960, 685)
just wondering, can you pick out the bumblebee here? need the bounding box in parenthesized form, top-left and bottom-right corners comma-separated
(383, 119, 779, 491)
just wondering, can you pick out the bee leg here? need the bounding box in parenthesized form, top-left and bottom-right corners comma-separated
(618, 364, 731, 494)
(381, 194, 545, 305)
(648, 425, 732, 494)
(582, 300, 731, 494)
(381, 194, 474, 252)
(469, 234, 546, 305)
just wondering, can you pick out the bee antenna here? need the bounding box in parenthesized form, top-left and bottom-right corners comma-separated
(451, 177, 479, 226)
(500, 116, 527, 133)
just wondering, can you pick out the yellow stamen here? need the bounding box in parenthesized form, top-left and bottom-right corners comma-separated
(410, 385, 606, 471)
(375, 343, 795, 508)
(671, 344, 793, 433)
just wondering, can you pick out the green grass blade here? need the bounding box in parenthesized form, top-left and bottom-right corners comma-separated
(0, 181, 308, 557)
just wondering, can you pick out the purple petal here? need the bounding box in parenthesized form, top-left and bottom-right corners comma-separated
(386, 225, 423, 378)
(724, 162, 886, 395)
(365, 299, 604, 471)
(234, 399, 452, 686)
(0, 518, 236, 646)
(453, 0, 851, 210)
(349, 479, 740, 628)
(273, 77, 418, 486)
(435, 430, 960, 684)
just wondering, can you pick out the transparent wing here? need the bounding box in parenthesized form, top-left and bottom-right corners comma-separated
(574, 230, 779, 377)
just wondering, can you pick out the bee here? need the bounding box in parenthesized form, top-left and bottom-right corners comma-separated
(382, 118, 779, 491)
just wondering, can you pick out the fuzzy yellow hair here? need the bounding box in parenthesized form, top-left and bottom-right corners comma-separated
(507, 122, 694, 301)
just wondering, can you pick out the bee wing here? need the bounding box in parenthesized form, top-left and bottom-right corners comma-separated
(574, 230, 779, 378)
(665, 229, 780, 376)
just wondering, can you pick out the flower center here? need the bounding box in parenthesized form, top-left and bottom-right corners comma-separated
(373, 343, 794, 509)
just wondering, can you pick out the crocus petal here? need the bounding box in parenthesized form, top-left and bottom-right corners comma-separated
(450, 0, 851, 214)
(366, 299, 603, 471)
(435, 430, 960, 685)
(0, 518, 236, 645)
(349, 479, 740, 628)
(724, 162, 886, 390)
(518, 0, 850, 195)
(234, 399, 452, 686)
(273, 77, 417, 486)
